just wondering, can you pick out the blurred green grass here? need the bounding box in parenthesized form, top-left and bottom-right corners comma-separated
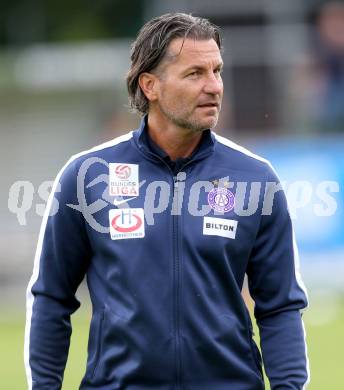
(1, 298, 343, 389)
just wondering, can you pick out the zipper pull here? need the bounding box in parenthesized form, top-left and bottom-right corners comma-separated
(173, 176, 179, 190)
(174, 172, 186, 187)
(172, 172, 186, 215)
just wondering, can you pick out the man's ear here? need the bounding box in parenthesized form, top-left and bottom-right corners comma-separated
(138, 72, 159, 102)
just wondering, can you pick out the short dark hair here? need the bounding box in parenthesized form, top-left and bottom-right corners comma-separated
(126, 13, 222, 115)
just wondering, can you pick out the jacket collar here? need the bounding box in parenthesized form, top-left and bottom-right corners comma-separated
(133, 115, 216, 164)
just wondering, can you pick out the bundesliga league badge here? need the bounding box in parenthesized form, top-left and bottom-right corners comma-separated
(208, 187, 235, 213)
(109, 163, 139, 197)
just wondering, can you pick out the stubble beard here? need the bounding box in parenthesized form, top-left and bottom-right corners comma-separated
(158, 101, 220, 132)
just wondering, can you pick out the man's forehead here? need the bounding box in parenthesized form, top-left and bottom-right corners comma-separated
(166, 38, 222, 63)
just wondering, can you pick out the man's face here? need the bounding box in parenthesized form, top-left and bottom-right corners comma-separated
(153, 38, 223, 132)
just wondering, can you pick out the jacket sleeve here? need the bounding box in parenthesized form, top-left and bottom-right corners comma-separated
(24, 158, 92, 389)
(246, 167, 310, 389)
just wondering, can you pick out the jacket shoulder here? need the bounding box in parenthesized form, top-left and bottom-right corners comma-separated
(71, 131, 134, 165)
(50, 131, 134, 189)
(214, 132, 276, 178)
(64, 130, 133, 170)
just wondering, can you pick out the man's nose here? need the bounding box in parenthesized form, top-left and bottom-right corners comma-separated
(203, 73, 223, 95)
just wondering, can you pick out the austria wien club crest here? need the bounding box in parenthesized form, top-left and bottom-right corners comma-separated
(208, 187, 235, 213)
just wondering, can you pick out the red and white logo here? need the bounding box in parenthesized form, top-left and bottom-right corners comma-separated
(115, 164, 131, 180)
(109, 208, 144, 240)
(109, 163, 139, 197)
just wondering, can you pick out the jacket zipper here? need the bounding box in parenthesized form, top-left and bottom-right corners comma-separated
(138, 148, 196, 390)
(170, 164, 195, 390)
(171, 164, 192, 390)
(172, 175, 182, 390)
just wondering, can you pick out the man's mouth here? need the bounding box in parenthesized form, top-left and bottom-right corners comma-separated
(198, 102, 219, 108)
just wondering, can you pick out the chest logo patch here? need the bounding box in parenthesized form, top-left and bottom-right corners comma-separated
(208, 187, 235, 213)
(109, 163, 139, 197)
(203, 217, 238, 239)
(109, 208, 145, 240)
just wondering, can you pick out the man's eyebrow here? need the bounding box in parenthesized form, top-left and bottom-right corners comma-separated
(183, 63, 224, 72)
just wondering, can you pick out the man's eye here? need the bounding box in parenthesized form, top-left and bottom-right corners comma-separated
(188, 71, 199, 77)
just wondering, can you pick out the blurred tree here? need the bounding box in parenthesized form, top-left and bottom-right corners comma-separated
(0, 0, 145, 46)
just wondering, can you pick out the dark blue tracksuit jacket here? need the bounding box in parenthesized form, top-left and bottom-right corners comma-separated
(25, 116, 309, 389)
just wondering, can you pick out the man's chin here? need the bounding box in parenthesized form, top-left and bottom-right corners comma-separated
(171, 114, 218, 132)
(197, 116, 219, 130)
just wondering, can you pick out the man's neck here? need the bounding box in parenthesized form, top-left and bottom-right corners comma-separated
(147, 114, 203, 161)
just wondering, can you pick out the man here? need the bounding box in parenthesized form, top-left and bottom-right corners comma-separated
(25, 13, 309, 390)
